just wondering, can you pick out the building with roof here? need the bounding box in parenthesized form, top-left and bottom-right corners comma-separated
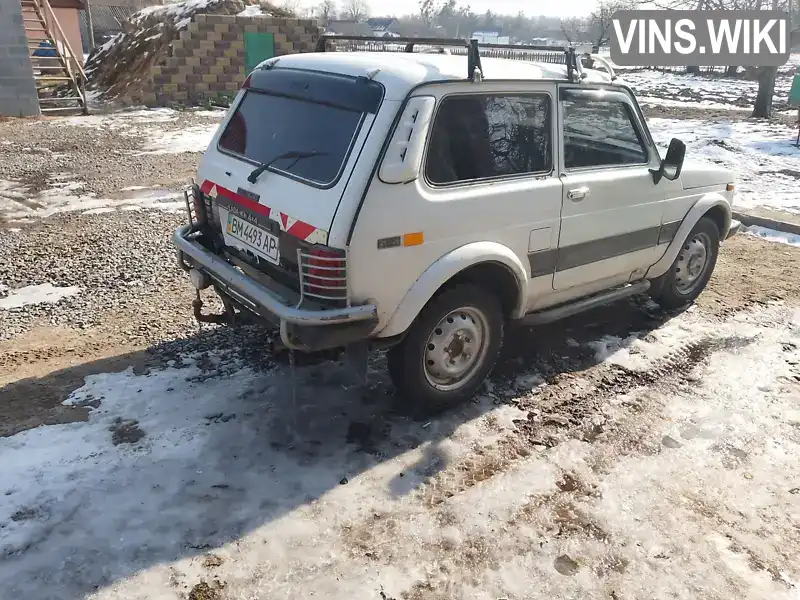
(470, 30, 510, 45)
(367, 17, 400, 36)
(323, 19, 374, 37)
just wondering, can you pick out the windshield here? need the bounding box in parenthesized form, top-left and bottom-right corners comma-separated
(218, 90, 363, 187)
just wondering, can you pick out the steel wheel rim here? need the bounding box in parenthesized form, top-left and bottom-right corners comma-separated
(674, 231, 712, 294)
(423, 306, 490, 392)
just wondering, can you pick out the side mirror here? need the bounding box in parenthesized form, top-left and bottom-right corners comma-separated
(651, 138, 686, 184)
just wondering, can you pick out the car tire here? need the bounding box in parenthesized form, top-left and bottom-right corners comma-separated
(387, 283, 504, 414)
(649, 216, 720, 310)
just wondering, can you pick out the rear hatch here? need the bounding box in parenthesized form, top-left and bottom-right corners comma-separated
(195, 67, 384, 304)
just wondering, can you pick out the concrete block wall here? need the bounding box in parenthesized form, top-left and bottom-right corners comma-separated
(127, 15, 322, 106)
(0, 0, 41, 117)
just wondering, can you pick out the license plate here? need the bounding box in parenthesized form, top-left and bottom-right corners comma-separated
(222, 210, 280, 265)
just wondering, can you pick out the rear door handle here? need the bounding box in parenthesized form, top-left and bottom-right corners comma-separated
(567, 186, 590, 201)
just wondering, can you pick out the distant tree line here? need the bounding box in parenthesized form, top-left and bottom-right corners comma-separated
(309, 0, 799, 118)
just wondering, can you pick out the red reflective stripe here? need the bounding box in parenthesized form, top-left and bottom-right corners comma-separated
(199, 179, 324, 242)
(214, 184, 271, 219)
(287, 220, 315, 240)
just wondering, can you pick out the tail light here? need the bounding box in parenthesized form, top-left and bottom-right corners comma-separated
(191, 185, 207, 226)
(299, 246, 347, 303)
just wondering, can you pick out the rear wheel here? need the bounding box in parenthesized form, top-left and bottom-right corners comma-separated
(387, 284, 504, 414)
(649, 217, 719, 309)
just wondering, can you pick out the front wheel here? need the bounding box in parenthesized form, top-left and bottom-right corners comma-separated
(649, 216, 720, 309)
(387, 284, 504, 413)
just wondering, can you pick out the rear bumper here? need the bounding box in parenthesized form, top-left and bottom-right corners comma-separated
(173, 224, 378, 349)
(726, 219, 742, 239)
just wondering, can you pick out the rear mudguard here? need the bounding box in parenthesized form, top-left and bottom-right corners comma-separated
(377, 241, 528, 339)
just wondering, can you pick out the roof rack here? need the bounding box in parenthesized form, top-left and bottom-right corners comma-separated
(313, 35, 587, 83)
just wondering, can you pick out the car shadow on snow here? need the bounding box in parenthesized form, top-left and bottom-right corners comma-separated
(0, 294, 683, 597)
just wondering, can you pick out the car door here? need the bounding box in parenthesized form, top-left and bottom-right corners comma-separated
(553, 85, 665, 291)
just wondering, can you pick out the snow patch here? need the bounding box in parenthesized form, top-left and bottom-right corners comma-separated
(134, 0, 216, 29)
(238, 4, 263, 16)
(51, 108, 179, 129)
(137, 123, 218, 154)
(744, 225, 800, 247)
(1, 305, 799, 598)
(636, 95, 751, 111)
(0, 283, 80, 309)
(647, 117, 800, 214)
(0, 178, 186, 222)
(620, 65, 797, 111)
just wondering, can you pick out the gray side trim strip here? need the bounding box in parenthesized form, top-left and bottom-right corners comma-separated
(527, 220, 684, 278)
(528, 248, 558, 278)
(556, 226, 660, 272)
(658, 220, 681, 245)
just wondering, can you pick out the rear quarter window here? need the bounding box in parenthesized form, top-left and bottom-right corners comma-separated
(425, 92, 553, 186)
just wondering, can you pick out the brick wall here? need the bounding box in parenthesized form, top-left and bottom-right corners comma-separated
(0, 0, 41, 116)
(127, 14, 321, 107)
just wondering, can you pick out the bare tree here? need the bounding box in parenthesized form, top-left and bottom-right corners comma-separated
(647, 0, 789, 117)
(316, 0, 338, 24)
(559, 16, 587, 43)
(587, 0, 633, 47)
(419, 0, 440, 27)
(344, 0, 369, 20)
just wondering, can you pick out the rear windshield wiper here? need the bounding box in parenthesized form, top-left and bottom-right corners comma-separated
(247, 150, 328, 184)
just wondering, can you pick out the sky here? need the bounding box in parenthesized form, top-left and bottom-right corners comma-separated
(297, 0, 598, 19)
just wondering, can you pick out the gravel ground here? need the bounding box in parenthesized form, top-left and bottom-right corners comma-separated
(0, 108, 221, 204)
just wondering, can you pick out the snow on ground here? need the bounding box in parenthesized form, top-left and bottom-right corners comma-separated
(0, 178, 186, 223)
(621, 68, 796, 111)
(238, 4, 264, 16)
(1, 303, 799, 599)
(134, 0, 217, 28)
(0, 283, 80, 310)
(636, 95, 752, 111)
(744, 225, 800, 248)
(138, 123, 218, 154)
(647, 117, 800, 215)
(50, 108, 180, 129)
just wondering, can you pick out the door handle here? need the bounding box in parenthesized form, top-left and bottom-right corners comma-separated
(567, 186, 590, 201)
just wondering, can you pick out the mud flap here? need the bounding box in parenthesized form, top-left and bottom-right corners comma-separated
(343, 340, 370, 388)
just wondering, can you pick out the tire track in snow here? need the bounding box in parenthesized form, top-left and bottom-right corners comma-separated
(417, 329, 759, 508)
(341, 310, 790, 598)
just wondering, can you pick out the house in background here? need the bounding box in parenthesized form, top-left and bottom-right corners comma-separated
(367, 17, 401, 37)
(323, 19, 374, 37)
(470, 29, 510, 44)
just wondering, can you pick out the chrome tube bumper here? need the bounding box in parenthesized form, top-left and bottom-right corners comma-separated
(172, 225, 378, 346)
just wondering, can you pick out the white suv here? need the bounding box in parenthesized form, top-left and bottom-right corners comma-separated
(173, 40, 740, 409)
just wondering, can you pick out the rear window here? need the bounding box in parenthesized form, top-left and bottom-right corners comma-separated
(217, 69, 384, 188)
(219, 91, 362, 187)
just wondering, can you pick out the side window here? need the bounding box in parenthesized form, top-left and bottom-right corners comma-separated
(425, 93, 552, 185)
(562, 97, 648, 169)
